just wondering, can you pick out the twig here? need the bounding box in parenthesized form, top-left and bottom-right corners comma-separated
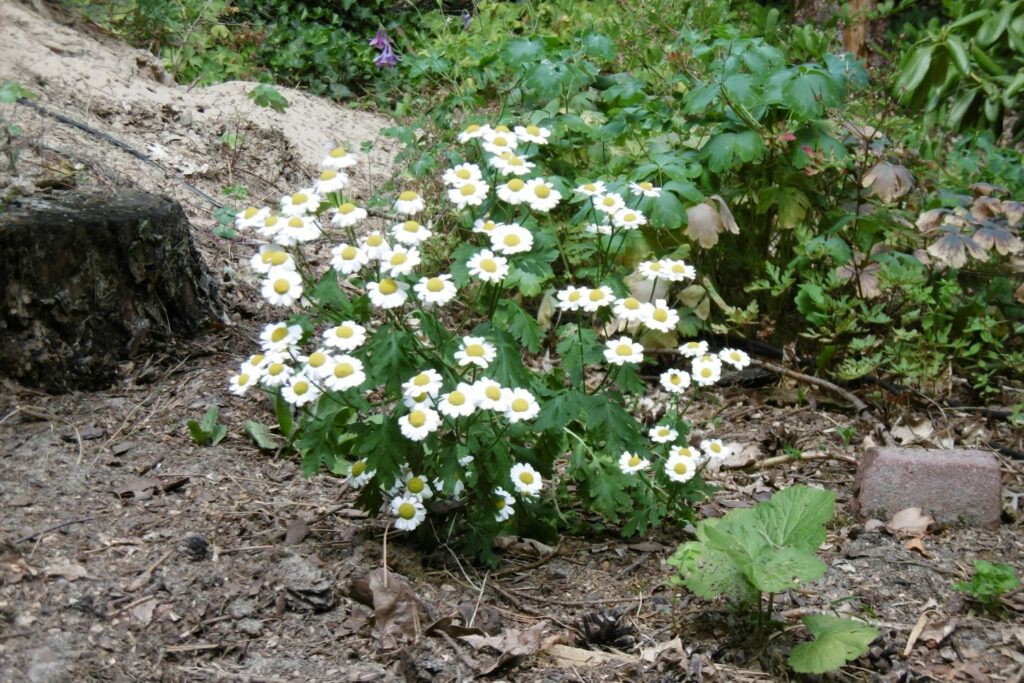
(493, 543, 562, 578)
(469, 571, 489, 629)
(128, 549, 174, 591)
(729, 451, 858, 470)
(12, 517, 92, 543)
(110, 594, 157, 617)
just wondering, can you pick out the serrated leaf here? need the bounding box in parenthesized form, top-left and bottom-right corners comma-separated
(750, 546, 828, 593)
(502, 38, 545, 65)
(581, 34, 616, 61)
(669, 534, 759, 603)
(650, 187, 686, 229)
(788, 615, 879, 674)
(703, 130, 765, 172)
(756, 485, 836, 552)
(533, 389, 585, 432)
(248, 84, 289, 113)
(244, 420, 282, 450)
(783, 68, 840, 119)
(496, 300, 544, 353)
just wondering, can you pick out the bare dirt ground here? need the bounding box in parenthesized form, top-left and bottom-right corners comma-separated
(2, 2, 1024, 682)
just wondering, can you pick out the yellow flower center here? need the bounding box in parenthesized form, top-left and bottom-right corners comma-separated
(509, 157, 524, 166)
(674, 461, 690, 475)
(291, 193, 308, 205)
(264, 215, 279, 227)
(271, 328, 288, 342)
(407, 477, 425, 494)
(352, 461, 366, 476)
(465, 344, 485, 357)
(494, 124, 511, 133)
(243, 207, 258, 219)
(623, 298, 640, 309)
(500, 150, 514, 159)
(495, 497, 506, 510)
(307, 352, 326, 367)
(492, 136, 508, 147)
(448, 391, 466, 406)
(341, 246, 358, 260)
(273, 278, 291, 295)
(481, 221, 496, 231)
(288, 217, 304, 229)
(485, 386, 502, 401)
(480, 258, 497, 273)
(398, 191, 418, 202)
(460, 184, 476, 197)
(526, 125, 541, 136)
(672, 264, 685, 273)
(616, 343, 633, 356)
(653, 309, 668, 323)
(336, 325, 354, 338)
(426, 277, 445, 293)
(397, 502, 416, 520)
(334, 362, 354, 378)
(378, 279, 398, 295)
(503, 234, 521, 247)
(602, 196, 616, 207)
(519, 471, 534, 485)
(628, 455, 641, 467)
(456, 168, 472, 179)
(588, 289, 604, 302)
(320, 169, 336, 181)
(268, 363, 285, 376)
(293, 381, 309, 395)
(534, 185, 551, 199)
(464, 124, 480, 134)
(339, 202, 356, 214)
(408, 410, 427, 428)
(329, 147, 347, 157)
(390, 253, 407, 266)
(237, 373, 250, 385)
(403, 221, 420, 233)
(622, 212, 637, 222)
(249, 354, 264, 365)
(730, 352, 741, 362)
(670, 375, 682, 385)
(701, 368, 713, 378)
(511, 397, 529, 412)
(658, 429, 670, 437)
(640, 182, 653, 191)
(568, 291, 581, 302)
(583, 184, 597, 192)
(710, 443, 722, 453)
(366, 234, 383, 247)
(269, 252, 288, 266)
(507, 179, 525, 192)
(413, 372, 431, 386)
(649, 262, 662, 272)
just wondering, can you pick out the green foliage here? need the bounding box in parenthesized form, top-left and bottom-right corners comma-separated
(668, 485, 836, 603)
(0, 81, 33, 172)
(187, 406, 228, 446)
(954, 560, 1021, 606)
(248, 84, 289, 112)
(243, 420, 282, 450)
(788, 614, 879, 674)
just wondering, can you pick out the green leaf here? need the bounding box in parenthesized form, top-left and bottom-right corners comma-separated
(533, 389, 585, 432)
(187, 419, 209, 445)
(496, 299, 544, 353)
(244, 420, 282, 450)
(669, 534, 759, 603)
(581, 34, 616, 61)
(209, 424, 228, 446)
(0, 81, 33, 103)
(750, 546, 828, 593)
(703, 130, 765, 172)
(723, 73, 758, 109)
(364, 324, 417, 396)
(756, 485, 836, 552)
(895, 46, 934, 100)
(650, 188, 686, 230)
(311, 269, 352, 317)
(274, 394, 294, 440)
(199, 406, 220, 434)
(776, 187, 811, 229)
(248, 84, 289, 113)
(788, 615, 879, 674)
(945, 36, 970, 75)
(783, 68, 840, 119)
(502, 38, 545, 65)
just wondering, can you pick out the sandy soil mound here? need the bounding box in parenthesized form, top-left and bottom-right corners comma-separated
(0, 1, 399, 223)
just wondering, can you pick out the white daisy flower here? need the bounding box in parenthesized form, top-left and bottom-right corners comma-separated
(315, 169, 349, 195)
(644, 299, 679, 333)
(665, 452, 698, 483)
(367, 278, 410, 309)
(525, 178, 561, 213)
(619, 451, 650, 474)
(448, 180, 490, 209)
(663, 259, 696, 282)
(276, 215, 322, 245)
(380, 245, 421, 277)
(323, 354, 366, 392)
(437, 383, 478, 418)
(585, 222, 612, 236)
(391, 495, 426, 531)
(256, 214, 285, 240)
(401, 472, 434, 501)
(575, 181, 607, 197)
(250, 244, 294, 275)
(678, 340, 709, 357)
(581, 285, 615, 312)
(330, 202, 368, 229)
(629, 181, 661, 197)
(473, 217, 501, 235)
(510, 462, 543, 497)
(701, 439, 733, 461)
(604, 336, 644, 365)
(453, 336, 497, 368)
(493, 487, 516, 522)
(649, 424, 679, 443)
(474, 378, 508, 411)
(466, 249, 510, 283)
(514, 123, 551, 145)
(280, 189, 321, 216)
(443, 163, 483, 186)
(481, 130, 518, 156)
(322, 146, 358, 170)
(236, 206, 270, 230)
(262, 268, 304, 307)
(457, 123, 490, 144)
(394, 191, 426, 216)
(330, 243, 369, 275)
(490, 223, 534, 255)
(240, 353, 269, 376)
(660, 369, 691, 394)
(504, 388, 540, 423)
(720, 348, 751, 369)
(398, 407, 441, 441)
(556, 286, 587, 311)
(612, 208, 647, 230)
(390, 219, 433, 246)
(402, 391, 436, 411)
(229, 370, 258, 396)
(300, 349, 332, 378)
(260, 357, 294, 388)
(414, 274, 458, 307)
(692, 354, 723, 386)
(637, 259, 666, 280)
(360, 231, 390, 260)
(490, 153, 535, 176)
(322, 321, 367, 351)
(260, 322, 303, 354)
(669, 444, 700, 461)
(282, 373, 321, 406)
(403, 369, 444, 398)
(613, 296, 649, 323)
(594, 192, 625, 214)
(347, 459, 375, 488)
(496, 178, 532, 205)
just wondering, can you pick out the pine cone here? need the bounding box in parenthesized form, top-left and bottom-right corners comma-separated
(577, 608, 637, 649)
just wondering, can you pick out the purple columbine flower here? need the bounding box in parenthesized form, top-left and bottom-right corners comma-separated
(369, 27, 390, 50)
(374, 44, 400, 69)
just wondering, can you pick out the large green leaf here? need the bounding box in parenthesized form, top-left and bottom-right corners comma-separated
(895, 45, 934, 101)
(703, 130, 765, 172)
(669, 532, 759, 603)
(750, 546, 828, 593)
(788, 615, 879, 674)
(756, 485, 836, 552)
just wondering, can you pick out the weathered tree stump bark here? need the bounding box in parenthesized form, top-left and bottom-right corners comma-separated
(0, 190, 223, 392)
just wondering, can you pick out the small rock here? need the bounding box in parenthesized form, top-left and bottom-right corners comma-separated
(237, 618, 262, 636)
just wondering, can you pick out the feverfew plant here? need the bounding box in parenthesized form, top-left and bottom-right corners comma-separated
(228, 126, 741, 560)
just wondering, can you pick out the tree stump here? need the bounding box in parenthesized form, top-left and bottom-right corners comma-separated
(0, 190, 223, 392)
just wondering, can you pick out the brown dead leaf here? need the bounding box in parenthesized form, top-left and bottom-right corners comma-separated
(887, 508, 933, 537)
(282, 518, 309, 546)
(44, 560, 91, 581)
(862, 161, 914, 203)
(685, 196, 739, 249)
(131, 597, 158, 625)
(641, 637, 686, 664)
(459, 620, 550, 676)
(920, 616, 957, 649)
(361, 568, 423, 650)
(115, 476, 162, 499)
(905, 537, 928, 557)
(426, 614, 486, 638)
(493, 536, 554, 557)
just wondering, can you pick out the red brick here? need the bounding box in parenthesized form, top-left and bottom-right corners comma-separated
(854, 447, 1002, 528)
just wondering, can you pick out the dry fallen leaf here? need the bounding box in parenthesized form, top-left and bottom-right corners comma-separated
(887, 507, 933, 537)
(282, 518, 309, 546)
(348, 568, 424, 650)
(685, 196, 739, 249)
(44, 560, 91, 581)
(862, 161, 914, 204)
(459, 620, 550, 676)
(905, 537, 928, 557)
